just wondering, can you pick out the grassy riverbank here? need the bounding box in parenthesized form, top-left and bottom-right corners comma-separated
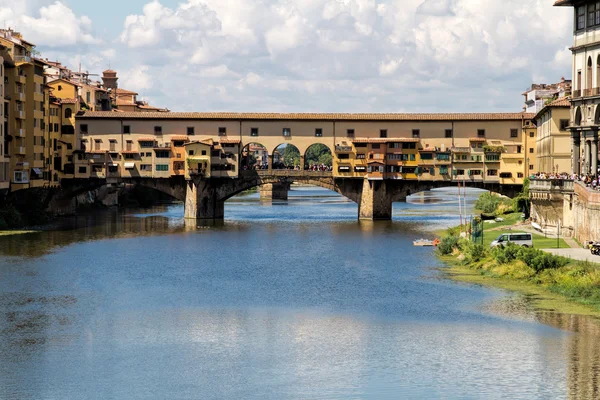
(0, 230, 37, 237)
(437, 229, 600, 316)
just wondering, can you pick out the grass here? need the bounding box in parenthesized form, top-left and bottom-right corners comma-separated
(481, 212, 523, 229)
(0, 230, 36, 237)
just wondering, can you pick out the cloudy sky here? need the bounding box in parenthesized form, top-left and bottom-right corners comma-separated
(2, 0, 574, 112)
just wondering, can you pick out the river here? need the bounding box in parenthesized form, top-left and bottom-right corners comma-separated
(1, 187, 599, 399)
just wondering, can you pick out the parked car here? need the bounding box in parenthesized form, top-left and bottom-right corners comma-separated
(490, 233, 533, 248)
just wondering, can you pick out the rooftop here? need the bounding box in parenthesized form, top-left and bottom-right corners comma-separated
(78, 111, 535, 121)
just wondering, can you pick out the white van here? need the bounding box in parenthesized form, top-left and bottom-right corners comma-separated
(490, 233, 533, 248)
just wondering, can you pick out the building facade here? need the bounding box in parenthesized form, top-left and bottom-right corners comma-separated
(534, 97, 572, 173)
(523, 78, 572, 114)
(555, 0, 600, 175)
(75, 112, 534, 186)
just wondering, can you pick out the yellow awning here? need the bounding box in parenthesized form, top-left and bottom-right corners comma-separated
(188, 156, 210, 161)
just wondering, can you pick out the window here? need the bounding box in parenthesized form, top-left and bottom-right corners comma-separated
(529, 131, 534, 138)
(49, 124, 53, 133)
(338, 166, 351, 172)
(445, 129, 453, 138)
(354, 143, 367, 148)
(469, 169, 482, 176)
(109, 140, 117, 152)
(454, 169, 465, 176)
(499, 172, 513, 178)
(412, 129, 420, 138)
(338, 154, 350, 159)
(403, 142, 416, 149)
(356, 154, 366, 159)
(315, 128, 323, 137)
(578, 5, 586, 30)
(140, 164, 152, 171)
(529, 164, 534, 170)
(354, 166, 366, 172)
(409, 154, 416, 161)
(283, 128, 291, 137)
(202, 150, 207, 156)
(218, 127, 226, 136)
(559, 119, 569, 131)
(486, 154, 500, 161)
(156, 164, 169, 171)
(65, 108, 72, 118)
(517, 172, 524, 178)
(187, 127, 195, 135)
(517, 145, 522, 153)
(146, 152, 152, 157)
(123, 125, 131, 134)
(126, 140, 133, 151)
(372, 144, 380, 149)
(529, 148, 534, 154)
(477, 129, 485, 137)
(78, 166, 87, 174)
(388, 142, 401, 149)
(347, 129, 355, 137)
(81, 124, 88, 133)
(58, 85, 62, 91)
(155, 150, 170, 158)
(420, 153, 433, 160)
(437, 153, 450, 161)
(251, 128, 259, 137)
(33, 119, 37, 128)
(154, 126, 162, 134)
(54, 123, 59, 132)
(510, 129, 518, 138)
(189, 150, 195, 156)
(380, 129, 387, 138)
(140, 141, 154, 148)
(487, 169, 498, 176)
(589, 2, 600, 27)
(439, 166, 449, 175)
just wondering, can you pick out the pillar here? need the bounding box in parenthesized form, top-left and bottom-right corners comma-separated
(358, 179, 392, 220)
(268, 154, 273, 171)
(572, 131, 581, 175)
(591, 131, 599, 176)
(300, 155, 305, 170)
(184, 180, 224, 220)
(260, 182, 290, 200)
(586, 139, 592, 174)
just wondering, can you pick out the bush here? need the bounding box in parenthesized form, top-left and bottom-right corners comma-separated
(0, 204, 23, 228)
(475, 192, 501, 214)
(438, 235, 460, 255)
(462, 241, 487, 263)
(529, 253, 569, 272)
(492, 242, 520, 264)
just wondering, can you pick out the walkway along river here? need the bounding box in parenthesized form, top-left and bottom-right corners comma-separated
(0, 187, 599, 399)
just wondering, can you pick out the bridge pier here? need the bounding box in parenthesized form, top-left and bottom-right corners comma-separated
(259, 182, 290, 200)
(184, 180, 224, 220)
(358, 180, 392, 220)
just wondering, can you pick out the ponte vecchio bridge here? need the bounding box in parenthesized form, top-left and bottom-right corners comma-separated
(66, 111, 531, 220)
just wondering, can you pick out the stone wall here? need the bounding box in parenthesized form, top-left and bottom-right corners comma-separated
(566, 183, 600, 244)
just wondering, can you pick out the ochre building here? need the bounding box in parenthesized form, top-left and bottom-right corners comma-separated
(75, 111, 535, 185)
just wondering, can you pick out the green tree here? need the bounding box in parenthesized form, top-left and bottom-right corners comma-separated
(283, 145, 300, 166)
(305, 144, 332, 166)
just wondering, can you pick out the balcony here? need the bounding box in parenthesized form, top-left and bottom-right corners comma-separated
(17, 92, 24, 101)
(16, 128, 24, 137)
(15, 75, 26, 84)
(16, 146, 25, 155)
(572, 89, 581, 98)
(335, 145, 353, 153)
(153, 143, 172, 149)
(15, 109, 25, 119)
(15, 55, 32, 64)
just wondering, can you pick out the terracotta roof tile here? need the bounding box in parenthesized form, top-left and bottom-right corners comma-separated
(170, 135, 189, 141)
(121, 150, 139, 154)
(469, 137, 487, 142)
(546, 97, 571, 107)
(60, 98, 78, 104)
(219, 139, 241, 144)
(77, 111, 535, 121)
(137, 137, 156, 142)
(114, 88, 138, 95)
(352, 138, 420, 143)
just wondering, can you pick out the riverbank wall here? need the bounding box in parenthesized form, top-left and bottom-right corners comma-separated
(530, 180, 600, 244)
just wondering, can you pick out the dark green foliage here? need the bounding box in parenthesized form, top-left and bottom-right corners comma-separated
(463, 242, 487, 263)
(305, 144, 332, 166)
(492, 243, 569, 272)
(0, 203, 24, 228)
(475, 192, 500, 214)
(437, 235, 460, 255)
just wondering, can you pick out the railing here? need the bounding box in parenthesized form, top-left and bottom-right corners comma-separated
(15, 55, 32, 64)
(529, 179, 574, 193)
(335, 145, 353, 153)
(241, 170, 333, 178)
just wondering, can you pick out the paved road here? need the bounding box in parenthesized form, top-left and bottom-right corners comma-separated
(544, 248, 600, 263)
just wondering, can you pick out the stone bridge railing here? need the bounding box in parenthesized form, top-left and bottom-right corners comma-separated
(241, 170, 333, 178)
(529, 179, 574, 194)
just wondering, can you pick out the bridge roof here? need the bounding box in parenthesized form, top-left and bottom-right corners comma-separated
(77, 111, 535, 122)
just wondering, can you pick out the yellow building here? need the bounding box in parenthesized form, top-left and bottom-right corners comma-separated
(0, 46, 9, 192)
(75, 111, 533, 186)
(0, 29, 49, 190)
(533, 97, 572, 174)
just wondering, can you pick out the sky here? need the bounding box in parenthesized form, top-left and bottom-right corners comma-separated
(1, 0, 574, 113)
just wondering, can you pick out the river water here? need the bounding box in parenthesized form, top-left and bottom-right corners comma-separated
(1, 187, 599, 399)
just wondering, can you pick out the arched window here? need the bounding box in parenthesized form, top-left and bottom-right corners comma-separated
(587, 57, 593, 94)
(575, 106, 583, 126)
(596, 55, 600, 89)
(65, 108, 72, 119)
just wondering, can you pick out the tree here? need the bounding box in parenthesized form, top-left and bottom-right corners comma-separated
(305, 144, 332, 166)
(283, 145, 300, 166)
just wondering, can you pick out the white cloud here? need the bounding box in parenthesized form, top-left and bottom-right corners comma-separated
(0, 0, 576, 113)
(15, 1, 100, 47)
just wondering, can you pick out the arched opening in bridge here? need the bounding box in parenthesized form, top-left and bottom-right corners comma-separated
(241, 142, 269, 170)
(574, 107, 582, 126)
(273, 144, 301, 170)
(304, 143, 333, 171)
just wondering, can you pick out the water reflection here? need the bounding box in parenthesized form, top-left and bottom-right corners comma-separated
(0, 187, 599, 399)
